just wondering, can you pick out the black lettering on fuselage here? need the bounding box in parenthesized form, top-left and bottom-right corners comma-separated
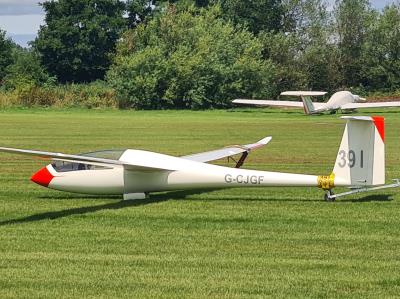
(225, 174, 264, 185)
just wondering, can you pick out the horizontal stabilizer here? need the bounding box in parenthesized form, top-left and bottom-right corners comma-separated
(281, 91, 327, 97)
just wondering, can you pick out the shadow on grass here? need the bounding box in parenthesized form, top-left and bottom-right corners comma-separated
(1, 190, 394, 226)
(340, 194, 393, 203)
(0, 189, 212, 226)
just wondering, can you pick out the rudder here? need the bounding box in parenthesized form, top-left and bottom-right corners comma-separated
(333, 116, 385, 187)
(301, 96, 315, 115)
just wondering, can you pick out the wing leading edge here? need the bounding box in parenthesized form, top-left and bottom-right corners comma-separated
(0, 147, 170, 172)
(341, 102, 400, 110)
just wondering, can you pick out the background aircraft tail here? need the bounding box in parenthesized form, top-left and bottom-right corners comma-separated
(301, 96, 315, 115)
(333, 116, 385, 187)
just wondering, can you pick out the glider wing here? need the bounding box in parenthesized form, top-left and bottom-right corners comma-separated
(233, 99, 304, 107)
(181, 136, 272, 163)
(232, 99, 327, 111)
(341, 102, 400, 110)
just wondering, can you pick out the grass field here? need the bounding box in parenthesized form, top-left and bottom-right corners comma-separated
(1, 107, 400, 298)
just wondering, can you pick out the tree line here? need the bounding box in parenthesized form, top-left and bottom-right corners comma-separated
(0, 0, 399, 109)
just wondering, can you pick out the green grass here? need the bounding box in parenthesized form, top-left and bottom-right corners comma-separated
(1, 107, 400, 298)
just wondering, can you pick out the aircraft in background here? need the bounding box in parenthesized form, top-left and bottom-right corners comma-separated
(233, 91, 400, 115)
(0, 116, 399, 201)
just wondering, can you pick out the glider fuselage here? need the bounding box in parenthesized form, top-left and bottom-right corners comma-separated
(38, 150, 320, 195)
(312, 91, 364, 113)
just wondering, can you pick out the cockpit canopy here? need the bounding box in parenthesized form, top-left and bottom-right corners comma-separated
(52, 150, 126, 172)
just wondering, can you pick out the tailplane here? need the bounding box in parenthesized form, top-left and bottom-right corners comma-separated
(333, 116, 385, 187)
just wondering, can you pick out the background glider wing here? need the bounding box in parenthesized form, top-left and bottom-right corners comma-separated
(341, 102, 400, 110)
(181, 136, 272, 163)
(232, 99, 326, 110)
(233, 99, 304, 107)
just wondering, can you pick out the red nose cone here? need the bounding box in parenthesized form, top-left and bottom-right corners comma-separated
(31, 167, 54, 187)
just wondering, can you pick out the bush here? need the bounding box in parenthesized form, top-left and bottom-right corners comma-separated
(0, 81, 117, 109)
(3, 48, 56, 91)
(107, 5, 278, 109)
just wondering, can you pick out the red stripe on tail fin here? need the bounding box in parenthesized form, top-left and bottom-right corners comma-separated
(372, 116, 385, 143)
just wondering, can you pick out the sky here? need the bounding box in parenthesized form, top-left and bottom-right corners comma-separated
(0, 0, 397, 47)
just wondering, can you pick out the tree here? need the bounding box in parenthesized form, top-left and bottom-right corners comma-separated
(34, 0, 126, 83)
(261, 0, 341, 92)
(294, 0, 341, 91)
(259, 31, 308, 92)
(3, 48, 55, 90)
(334, 0, 373, 87)
(126, 0, 155, 28)
(362, 4, 400, 90)
(107, 5, 277, 109)
(215, 0, 285, 34)
(0, 29, 14, 83)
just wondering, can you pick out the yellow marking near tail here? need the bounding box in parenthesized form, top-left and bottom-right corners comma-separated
(318, 173, 335, 190)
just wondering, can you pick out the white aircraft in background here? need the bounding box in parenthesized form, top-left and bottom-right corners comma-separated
(233, 91, 400, 115)
(0, 116, 398, 201)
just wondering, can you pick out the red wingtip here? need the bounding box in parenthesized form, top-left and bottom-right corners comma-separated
(372, 116, 385, 143)
(31, 166, 54, 187)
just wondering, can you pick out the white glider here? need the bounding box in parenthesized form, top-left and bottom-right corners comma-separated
(0, 116, 398, 201)
(233, 91, 400, 115)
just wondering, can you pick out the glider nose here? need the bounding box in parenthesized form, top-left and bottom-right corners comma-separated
(31, 166, 54, 187)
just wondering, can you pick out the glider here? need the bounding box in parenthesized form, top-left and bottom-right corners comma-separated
(0, 116, 399, 201)
(233, 91, 400, 115)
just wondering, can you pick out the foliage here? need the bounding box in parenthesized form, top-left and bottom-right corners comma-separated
(3, 48, 56, 91)
(213, 0, 285, 34)
(334, 0, 374, 87)
(3, 0, 400, 108)
(361, 4, 400, 90)
(108, 5, 277, 109)
(259, 31, 307, 92)
(0, 29, 14, 83)
(126, 0, 155, 28)
(0, 81, 117, 108)
(52, 81, 117, 108)
(34, 0, 126, 83)
(260, 0, 341, 92)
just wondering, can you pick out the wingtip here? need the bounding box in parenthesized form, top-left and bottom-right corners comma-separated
(258, 136, 272, 145)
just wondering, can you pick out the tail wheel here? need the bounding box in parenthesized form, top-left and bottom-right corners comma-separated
(324, 190, 335, 202)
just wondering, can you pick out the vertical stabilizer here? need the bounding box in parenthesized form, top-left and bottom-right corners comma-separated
(333, 116, 385, 187)
(301, 96, 315, 115)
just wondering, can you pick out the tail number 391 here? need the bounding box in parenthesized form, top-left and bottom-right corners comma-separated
(338, 150, 364, 168)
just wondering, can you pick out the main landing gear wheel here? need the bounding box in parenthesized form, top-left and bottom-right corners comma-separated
(324, 190, 335, 202)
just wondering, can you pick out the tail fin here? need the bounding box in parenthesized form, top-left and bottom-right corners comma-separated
(301, 96, 315, 115)
(333, 116, 385, 187)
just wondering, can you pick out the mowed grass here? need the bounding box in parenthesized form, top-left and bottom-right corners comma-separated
(0, 107, 400, 298)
